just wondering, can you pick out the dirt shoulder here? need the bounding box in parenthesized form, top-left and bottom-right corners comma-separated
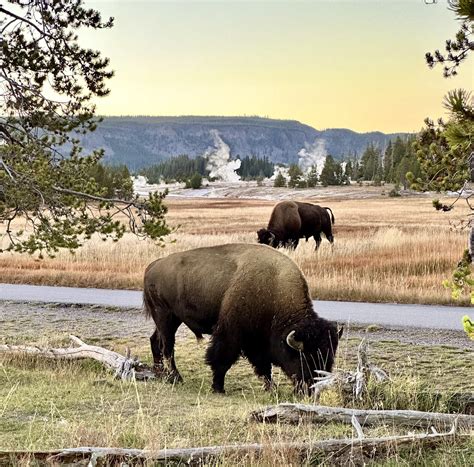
(1, 300, 472, 351)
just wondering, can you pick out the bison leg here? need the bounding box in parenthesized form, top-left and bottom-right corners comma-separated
(150, 329, 164, 375)
(313, 233, 322, 250)
(246, 352, 273, 391)
(206, 330, 240, 394)
(157, 314, 183, 383)
(289, 238, 299, 250)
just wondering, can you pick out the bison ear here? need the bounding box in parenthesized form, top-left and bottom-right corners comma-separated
(337, 325, 344, 339)
(286, 330, 304, 351)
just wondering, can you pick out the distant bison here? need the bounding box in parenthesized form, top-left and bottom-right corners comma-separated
(257, 201, 335, 250)
(144, 244, 342, 393)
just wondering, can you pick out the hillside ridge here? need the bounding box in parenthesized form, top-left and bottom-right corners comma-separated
(80, 116, 410, 170)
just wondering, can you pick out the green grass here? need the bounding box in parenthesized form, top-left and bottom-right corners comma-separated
(1, 335, 473, 465)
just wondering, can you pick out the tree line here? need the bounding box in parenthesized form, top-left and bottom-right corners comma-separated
(273, 135, 421, 189)
(137, 136, 422, 190)
(140, 155, 274, 185)
(348, 136, 421, 189)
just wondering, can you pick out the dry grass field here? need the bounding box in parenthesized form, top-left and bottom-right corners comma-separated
(0, 192, 471, 305)
(1, 191, 473, 465)
(1, 304, 473, 465)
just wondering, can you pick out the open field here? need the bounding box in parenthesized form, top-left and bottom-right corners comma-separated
(0, 189, 472, 305)
(1, 189, 473, 463)
(1, 302, 473, 465)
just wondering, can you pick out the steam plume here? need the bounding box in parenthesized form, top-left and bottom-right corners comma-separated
(298, 139, 327, 175)
(205, 130, 241, 182)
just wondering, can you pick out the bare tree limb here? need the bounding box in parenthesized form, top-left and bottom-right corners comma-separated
(251, 403, 474, 430)
(0, 335, 155, 381)
(0, 425, 464, 465)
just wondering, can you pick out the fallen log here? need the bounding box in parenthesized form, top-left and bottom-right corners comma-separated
(251, 403, 474, 430)
(0, 335, 155, 381)
(0, 426, 463, 465)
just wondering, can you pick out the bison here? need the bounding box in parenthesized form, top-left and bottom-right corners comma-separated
(257, 201, 335, 250)
(144, 243, 342, 394)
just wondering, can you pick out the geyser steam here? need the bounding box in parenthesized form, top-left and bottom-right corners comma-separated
(205, 130, 241, 182)
(298, 139, 327, 175)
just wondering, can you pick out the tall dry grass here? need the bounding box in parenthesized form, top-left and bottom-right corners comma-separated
(0, 196, 470, 304)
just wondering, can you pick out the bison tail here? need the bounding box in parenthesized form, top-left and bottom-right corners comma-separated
(143, 287, 156, 320)
(324, 207, 335, 224)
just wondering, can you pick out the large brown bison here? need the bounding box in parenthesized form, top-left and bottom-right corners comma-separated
(257, 201, 335, 250)
(144, 243, 342, 394)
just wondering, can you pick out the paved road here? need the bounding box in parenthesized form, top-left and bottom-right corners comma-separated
(0, 283, 470, 331)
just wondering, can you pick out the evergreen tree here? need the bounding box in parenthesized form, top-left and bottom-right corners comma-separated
(391, 137, 406, 171)
(186, 172, 203, 189)
(353, 160, 361, 180)
(320, 156, 342, 186)
(288, 164, 305, 188)
(425, 0, 473, 77)
(383, 141, 393, 182)
(414, 1, 474, 302)
(344, 160, 353, 181)
(0, 1, 170, 256)
(306, 165, 319, 187)
(359, 145, 382, 181)
(237, 155, 274, 179)
(88, 164, 133, 200)
(273, 173, 287, 188)
(142, 155, 209, 183)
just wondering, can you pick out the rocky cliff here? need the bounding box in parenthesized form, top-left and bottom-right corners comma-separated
(80, 116, 409, 170)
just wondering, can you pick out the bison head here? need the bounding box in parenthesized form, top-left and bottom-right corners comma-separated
(257, 228, 276, 246)
(280, 317, 343, 391)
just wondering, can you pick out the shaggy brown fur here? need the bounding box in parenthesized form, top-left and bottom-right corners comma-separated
(257, 201, 335, 250)
(144, 243, 341, 394)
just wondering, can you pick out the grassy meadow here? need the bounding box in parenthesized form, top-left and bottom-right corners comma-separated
(1, 329, 473, 465)
(1, 191, 473, 464)
(0, 193, 471, 305)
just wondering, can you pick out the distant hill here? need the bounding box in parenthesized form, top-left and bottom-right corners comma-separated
(79, 116, 410, 170)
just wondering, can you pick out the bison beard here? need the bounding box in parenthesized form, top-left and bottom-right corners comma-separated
(257, 201, 335, 250)
(143, 244, 341, 394)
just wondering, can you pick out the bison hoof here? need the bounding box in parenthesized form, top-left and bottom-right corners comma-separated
(166, 372, 183, 384)
(153, 364, 166, 377)
(212, 386, 225, 394)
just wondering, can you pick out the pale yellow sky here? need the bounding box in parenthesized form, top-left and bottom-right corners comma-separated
(85, 1, 473, 133)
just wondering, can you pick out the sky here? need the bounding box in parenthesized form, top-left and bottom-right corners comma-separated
(84, 1, 473, 133)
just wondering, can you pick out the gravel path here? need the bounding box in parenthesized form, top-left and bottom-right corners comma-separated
(1, 283, 471, 331)
(1, 301, 472, 350)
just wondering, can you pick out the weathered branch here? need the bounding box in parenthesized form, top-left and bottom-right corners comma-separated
(0, 426, 462, 465)
(251, 403, 474, 430)
(0, 335, 155, 381)
(52, 186, 137, 207)
(311, 338, 389, 400)
(0, 6, 51, 38)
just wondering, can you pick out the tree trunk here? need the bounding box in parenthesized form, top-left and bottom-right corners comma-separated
(0, 428, 461, 466)
(251, 403, 474, 430)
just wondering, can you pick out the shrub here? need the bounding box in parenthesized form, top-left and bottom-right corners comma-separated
(273, 173, 287, 187)
(186, 173, 203, 189)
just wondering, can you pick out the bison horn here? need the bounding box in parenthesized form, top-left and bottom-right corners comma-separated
(338, 325, 344, 339)
(286, 330, 304, 351)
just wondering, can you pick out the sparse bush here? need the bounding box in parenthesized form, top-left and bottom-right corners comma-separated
(186, 172, 203, 189)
